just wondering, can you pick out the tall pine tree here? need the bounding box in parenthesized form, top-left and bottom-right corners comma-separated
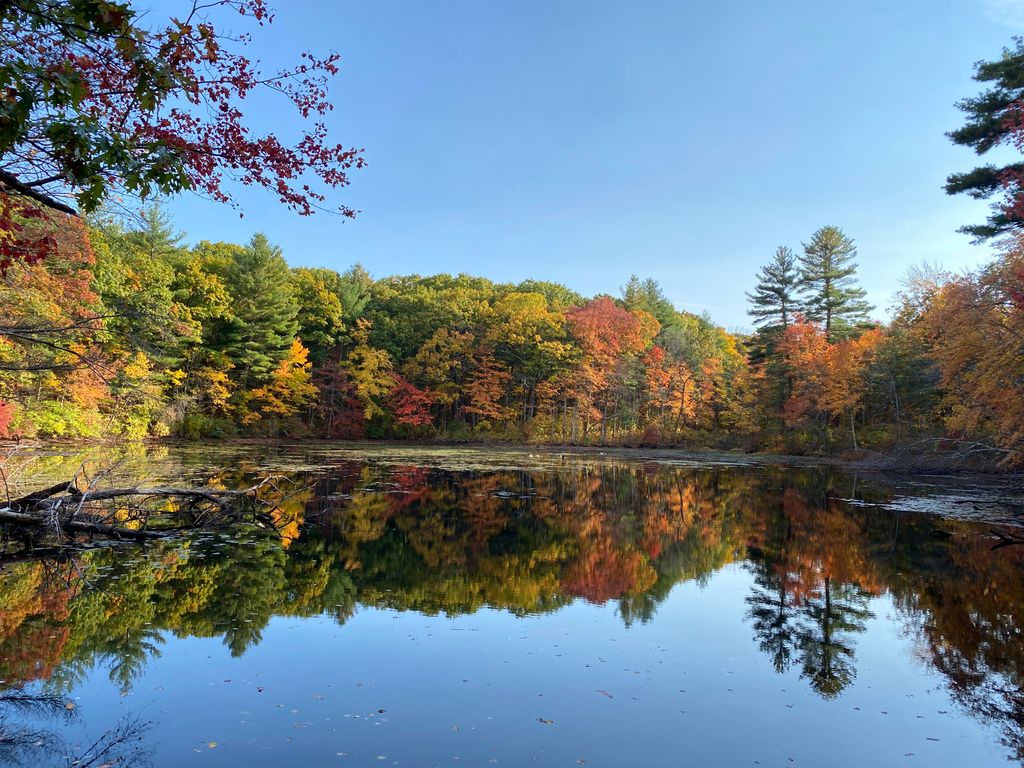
(946, 39, 1024, 240)
(798, 226, 872, 341)
(223, 234, 299, 387)
(747, 246, 800, 332)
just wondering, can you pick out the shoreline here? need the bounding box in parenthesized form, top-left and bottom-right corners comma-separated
(4, 436, 1023, 482)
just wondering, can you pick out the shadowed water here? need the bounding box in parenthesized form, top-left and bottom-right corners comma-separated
(0, 444, 1021, 766)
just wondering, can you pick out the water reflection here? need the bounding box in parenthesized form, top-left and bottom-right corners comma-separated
(0, 457, 1022, 762)
(0, 689, 150, 766)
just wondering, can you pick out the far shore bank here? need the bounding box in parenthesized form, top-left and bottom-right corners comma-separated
(4, 437, 1022, 481)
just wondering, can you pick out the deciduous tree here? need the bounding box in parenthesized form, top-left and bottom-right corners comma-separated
(0, 0, 363, 216)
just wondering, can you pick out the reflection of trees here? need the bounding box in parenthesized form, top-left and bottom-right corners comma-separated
(889, 535, 1024, 761)
(0, 690, 150, 767)
(0, 691, 70, 765)
(744, 489, 877, 695)
(746, 560, 801, 673)
(746, 558, 874, 695)
(0, 459, 1022, 755)
(796, 577, 872, 697)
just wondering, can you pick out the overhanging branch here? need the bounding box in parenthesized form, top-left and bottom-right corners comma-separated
(0, 169, 78, 217)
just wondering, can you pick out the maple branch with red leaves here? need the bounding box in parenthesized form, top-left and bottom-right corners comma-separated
(0, 0, 363, 224)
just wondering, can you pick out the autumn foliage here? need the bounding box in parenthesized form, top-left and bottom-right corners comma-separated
(916, 239, 1024, 463)
(0, 0, 363, 217)
(0, 202, 1022, 467)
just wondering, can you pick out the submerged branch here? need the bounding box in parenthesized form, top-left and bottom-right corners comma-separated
(0, 507, 165, 540)
(990, 527, 1024, 551)
(858, 437, 1023, 473)
(0, 476, 302, 545)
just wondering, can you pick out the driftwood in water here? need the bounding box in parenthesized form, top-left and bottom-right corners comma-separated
(859, 438, 1022, 473)
(0, 475, 294, 544)
(8, 481, 81, 509)
(0, 507, 165, 540)
(7, 483, 242, 513)
(990, 528, 1024, 551)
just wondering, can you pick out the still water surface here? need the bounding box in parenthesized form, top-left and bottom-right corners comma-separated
(0, 443, 1022, 767)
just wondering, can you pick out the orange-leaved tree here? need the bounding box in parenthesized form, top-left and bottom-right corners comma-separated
(919, 238, 1024, 464)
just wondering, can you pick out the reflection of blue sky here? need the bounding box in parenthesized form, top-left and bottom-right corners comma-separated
(60, 565, 1002, 767)
(150, 0, 1023, 328)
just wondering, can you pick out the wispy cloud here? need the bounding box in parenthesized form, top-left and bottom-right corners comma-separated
(983, 0, 1024, 29)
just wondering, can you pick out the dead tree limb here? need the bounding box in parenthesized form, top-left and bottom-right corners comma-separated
(0, 476, 306, 546)
(0, 508, 163, 540)
(8, 481, 81, 510)
(990, 528, 1024, 551)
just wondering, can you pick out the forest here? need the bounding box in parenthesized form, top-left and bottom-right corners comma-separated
(0, 2, 1022, 467)
(0, 206, 1021, 467)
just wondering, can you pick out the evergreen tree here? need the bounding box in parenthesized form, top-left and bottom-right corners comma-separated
(222, 234, 299, 387)
(621, 275, 677, 328)
(747, 246, 800, 332)
(620, 275, 720, 371)
(91, 209, 190, 368)
(126, 205, 185, 262)
(798, 226, 873, 340)
(946, 38, 1024, 240)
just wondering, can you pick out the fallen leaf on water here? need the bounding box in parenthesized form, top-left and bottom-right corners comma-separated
(207, 742, 217, 749)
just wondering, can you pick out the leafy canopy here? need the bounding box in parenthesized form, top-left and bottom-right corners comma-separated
(0, 0, 363, 215)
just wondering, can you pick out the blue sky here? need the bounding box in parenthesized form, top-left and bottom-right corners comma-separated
(161, 0, 1024, 328)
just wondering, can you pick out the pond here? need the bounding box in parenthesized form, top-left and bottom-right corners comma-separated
(0, 443, 1022, 767)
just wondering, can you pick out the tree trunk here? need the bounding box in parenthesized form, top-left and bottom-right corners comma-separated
(0, 508, 165, 540)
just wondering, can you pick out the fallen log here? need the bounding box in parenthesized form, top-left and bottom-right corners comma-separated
(8, 481, 81, 511)
(990, 528, 1024, 551)
(0, 508, 164, 540)
(0, 475, 302, 547)
(30, 486, 234, 508)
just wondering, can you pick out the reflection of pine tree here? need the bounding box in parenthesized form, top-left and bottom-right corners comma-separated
(796, 577, 873, 698)
(618, 591, 659, 627)
(745, 563, 800, 673)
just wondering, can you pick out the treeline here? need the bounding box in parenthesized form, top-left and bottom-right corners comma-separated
(0, 209, 1022, 463)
